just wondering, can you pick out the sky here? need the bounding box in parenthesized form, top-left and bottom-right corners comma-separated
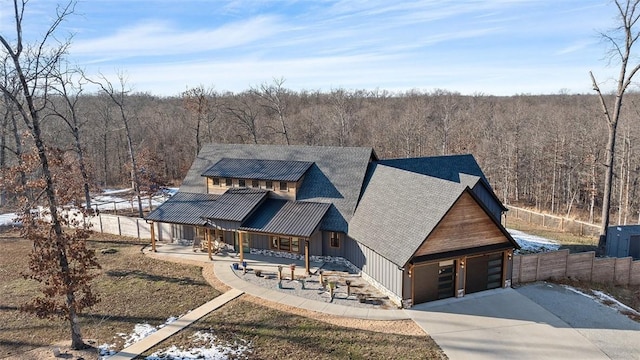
(0, 0, 628, 96)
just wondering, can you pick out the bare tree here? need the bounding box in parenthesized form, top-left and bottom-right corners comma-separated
(182, 85, 217, 155)
(47, 65, 93, 210)
(253, 77, 291, 145)
(222, 91, 261, 144)
(590, 0, 640, 254)
(86, 72, 144, 217)
(0, 0, 100, 349)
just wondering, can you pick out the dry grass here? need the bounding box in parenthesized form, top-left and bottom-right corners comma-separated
(0, 230, 218, 358)
(1, 230, 446, 359)
(505, 216, 598, 253)
(141, 298, 445, 360)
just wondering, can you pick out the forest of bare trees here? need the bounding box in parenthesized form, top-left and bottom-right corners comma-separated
(2, 83, 640, 226)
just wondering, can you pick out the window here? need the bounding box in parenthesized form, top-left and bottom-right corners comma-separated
(270, 236, 299, 252)
(265, 181, 273, 189)
(225, 178, 232, 187)
(279, 181, 288, 192)
(212, 178, 220, 186)
(238, 179, 246, 187)
(330, 232, 340, 248)
(251, 180, 259, 188)
(279, 237, 290, 251)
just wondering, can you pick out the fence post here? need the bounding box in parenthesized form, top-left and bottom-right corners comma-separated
(117, 216, 122, 236)
(99, 214, 103, 233)
(136, 219, 141, 240)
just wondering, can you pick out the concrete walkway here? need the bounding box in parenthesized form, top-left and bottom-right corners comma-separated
(405, 287, 631, 360)
(108, 289, 243, 360)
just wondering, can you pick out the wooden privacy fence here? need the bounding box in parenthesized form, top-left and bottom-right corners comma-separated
(505, 205, 600, 237)
(512, 250, 640, 286)
(60, 209, 172, 242)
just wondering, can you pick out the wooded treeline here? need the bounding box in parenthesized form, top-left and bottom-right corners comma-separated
(2, 84, 640, 225)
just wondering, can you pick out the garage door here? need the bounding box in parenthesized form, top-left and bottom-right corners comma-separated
(413, 260, 455, 304)
(465, 253, 503, 294)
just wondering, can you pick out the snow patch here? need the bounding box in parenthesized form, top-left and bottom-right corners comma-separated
(0, 212, 18, 227)
(98, 316, 181, 359)
(562, 285, 640, 316)
(146, 331, 251, 360)
(99, 327, 251, 360)
(508, 229, 560, 254)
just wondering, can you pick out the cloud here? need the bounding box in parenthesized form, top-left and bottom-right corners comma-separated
(556, 41, 593, 56)
(71, 15, 286, 59)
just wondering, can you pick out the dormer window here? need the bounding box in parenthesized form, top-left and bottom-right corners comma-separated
(238, 179, 246, 187)
(266, 181, 273, 189)
(252, 180, 259, 188)
(279, 181, 288, 192)
(225, 178, 232, 187)
(212, 178, 220, 186)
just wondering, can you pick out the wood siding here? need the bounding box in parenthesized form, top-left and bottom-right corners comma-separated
(414, 191, 511, 257)
(206, 177, 299, 200)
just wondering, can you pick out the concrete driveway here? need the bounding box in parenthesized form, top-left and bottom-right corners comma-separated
(404, 284, 640, 359)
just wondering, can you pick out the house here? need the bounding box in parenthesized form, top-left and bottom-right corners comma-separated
(146, 143, 519, 307)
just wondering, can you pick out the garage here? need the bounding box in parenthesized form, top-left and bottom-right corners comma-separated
(465, 252, 503, 294)
(412, 260, 456, 304)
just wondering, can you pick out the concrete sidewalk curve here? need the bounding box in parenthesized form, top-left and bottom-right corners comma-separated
(107, 289, 243, 360)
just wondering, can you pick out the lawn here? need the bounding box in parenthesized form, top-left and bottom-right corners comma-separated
(0, 230, 218, 358)
(0, 230, 446, 359)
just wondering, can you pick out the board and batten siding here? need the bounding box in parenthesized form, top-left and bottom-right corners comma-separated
(472, 182, 503, 222)
(322, 231, 345, 257)
(415, 191, 512, 257)
(250, 233, 269, 249)
(344, 238, 403, 299)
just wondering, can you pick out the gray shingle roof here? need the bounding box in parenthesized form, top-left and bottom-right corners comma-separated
(377, 154, 489, 184)
(202, 158, 314, 182)
(348, 164, 480, 267)
(180, 144, 375, 232)
(145, 192, 219, 226)
(377, 154, 506, 211)
(202, 188, 268, 222)
(240, 199, 331, 238)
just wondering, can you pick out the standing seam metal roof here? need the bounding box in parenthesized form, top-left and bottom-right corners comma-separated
(201, 158, 314, 182)
(240, 199, 331, 238)
(144, 192, 219, 226)
(202, 188, 268, 222)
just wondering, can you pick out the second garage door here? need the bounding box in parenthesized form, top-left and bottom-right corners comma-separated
(465, 252, 503, 294)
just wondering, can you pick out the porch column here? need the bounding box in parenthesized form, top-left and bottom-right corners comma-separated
(238, 231, 244, 263)
(207, 228, 212, 260)
(304, 239, 310, 275)
(149, 221, 156, 252)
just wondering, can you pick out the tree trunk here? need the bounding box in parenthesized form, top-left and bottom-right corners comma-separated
(598, 123, 617, 253)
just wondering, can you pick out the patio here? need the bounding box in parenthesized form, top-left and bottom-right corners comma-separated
(147, 242, 398, 310)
